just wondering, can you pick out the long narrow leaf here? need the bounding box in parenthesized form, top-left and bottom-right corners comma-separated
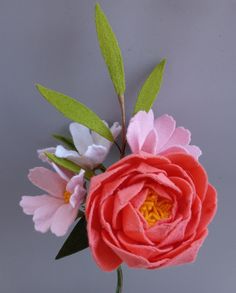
(55, 216, 89, 260)
(45, 153, 93, 179)
(95, 3, 125, 96)
(134, 59, 166, 114)
(36, 84, 114, 142)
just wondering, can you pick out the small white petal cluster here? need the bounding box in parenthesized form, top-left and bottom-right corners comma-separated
(40, 121, 121, 170)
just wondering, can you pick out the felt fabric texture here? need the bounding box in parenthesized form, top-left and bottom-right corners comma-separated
(127, 110, 202, 159)
(95, 3, 125, 96)
(20, 168, 86, 236)
(86, 152, 217, 271)
(36, 84, 114, 142)
(134, 59, 166, 114)
(55, 121, 121, 169)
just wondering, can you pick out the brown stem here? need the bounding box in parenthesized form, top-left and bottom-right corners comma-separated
(118, 95, 126, 158)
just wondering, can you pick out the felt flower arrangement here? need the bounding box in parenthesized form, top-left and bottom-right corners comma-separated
(20, 4, 217, 292)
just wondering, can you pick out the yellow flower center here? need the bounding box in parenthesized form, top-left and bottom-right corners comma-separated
(139, 191, 172, 226)
(64, 191, 71, 203)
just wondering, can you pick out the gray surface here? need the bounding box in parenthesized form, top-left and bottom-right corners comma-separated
(0, 0, 235, 292)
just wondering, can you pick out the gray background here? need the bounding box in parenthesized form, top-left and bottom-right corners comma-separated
(0, 0, 235, 292)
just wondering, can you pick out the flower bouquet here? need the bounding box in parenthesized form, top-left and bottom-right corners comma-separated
(20, 4, 217, 292)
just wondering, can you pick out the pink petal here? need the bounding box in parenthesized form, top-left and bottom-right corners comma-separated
(50, 204, 78, 236)
(51, 163, 72, 182)
(159, 146, 188, 156)
(154, 114, 176, 151)
(126, 110, 154, 153)
(20, 195, 53, 215)
(163, 127, 191, 149)
(28, 167, 66, 198)
(69, 185, 86, 208)
(184, 145, 202, 159)
(66, 171, 85, 193)
(33, 197, 63, 233)
(141, 129, 158, 154)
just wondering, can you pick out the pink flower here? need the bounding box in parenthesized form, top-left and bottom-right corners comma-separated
(20, 167, 86, 236)
(86, 152, 217, 271)
(127, 110, 202, 159)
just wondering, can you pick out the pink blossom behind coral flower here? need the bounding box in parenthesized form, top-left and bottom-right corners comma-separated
(20, 167, 86, 236)
(127, 110, 202, 159)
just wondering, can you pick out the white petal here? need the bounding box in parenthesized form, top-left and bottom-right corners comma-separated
(82, 144, 108, 169)
(37, 147, 56, 163)
(110, 122, 122, 140)
(91, 120, 121, 149)
(69, 122, 93, 155)
(55, 145, 82, 165)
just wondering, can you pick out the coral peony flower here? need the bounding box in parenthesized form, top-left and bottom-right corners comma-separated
(127, 110, 202, 159)
(20, 167, 86, 236)
(55, 121, 121, 169)
(86, 152, 217, 271)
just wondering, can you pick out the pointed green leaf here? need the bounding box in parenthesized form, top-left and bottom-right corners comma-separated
(134, 59, 166, 114)
(95, 3, 125, 96)
(45, 153, 93, 179)
(36, 84, 114, 142)
(53, 134, 76, 150)
(55, 216, 89, 260)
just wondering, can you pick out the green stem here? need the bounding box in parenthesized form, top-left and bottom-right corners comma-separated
(116, 266, 123, 293)
(118, 95, 126, 158)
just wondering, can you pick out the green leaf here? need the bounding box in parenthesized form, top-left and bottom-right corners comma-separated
(36, 84, 114, 142)
(55, 216, 89, 260)
(45, 152, 81, 173)
(45, 153, 93, 179)
(53, 134, 76, 150)
(134, 59, 166, 114)
(95, 3, 125, 96)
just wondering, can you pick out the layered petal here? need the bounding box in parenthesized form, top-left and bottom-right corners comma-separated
(86, 152, 217, 271)
(127, 111, 202, 159)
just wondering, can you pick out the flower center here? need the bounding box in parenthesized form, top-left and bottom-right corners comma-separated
(139, 191, 172, 226)
(64, 191, 71, 203)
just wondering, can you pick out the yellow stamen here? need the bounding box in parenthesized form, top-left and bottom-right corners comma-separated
(64, 191, 71, 203)
(139, 191, 172, 226)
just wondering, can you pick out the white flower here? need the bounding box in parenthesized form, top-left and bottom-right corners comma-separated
(55, 122, 121, 169)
